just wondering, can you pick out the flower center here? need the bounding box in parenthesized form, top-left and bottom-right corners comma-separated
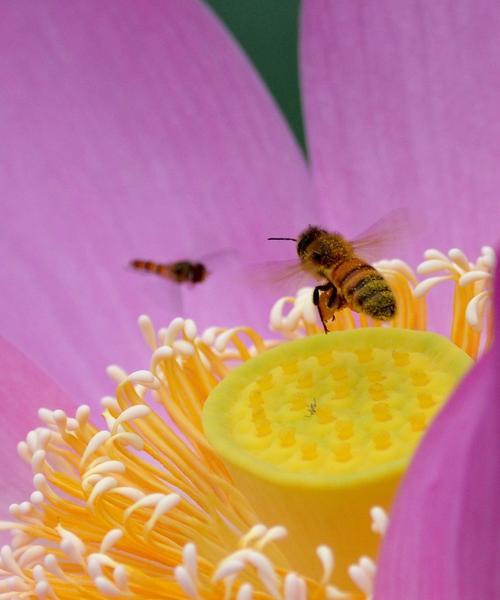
(203, 327, 472, 587)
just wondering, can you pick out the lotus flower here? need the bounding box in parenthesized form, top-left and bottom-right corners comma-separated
(0, 0, 498, 598)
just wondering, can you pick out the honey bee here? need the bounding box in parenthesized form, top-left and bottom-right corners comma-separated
(269, 225, 397, 332)
(130, 259, 208, 284)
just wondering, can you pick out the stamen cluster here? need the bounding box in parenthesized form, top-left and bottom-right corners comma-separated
(0, 246, 494, 599)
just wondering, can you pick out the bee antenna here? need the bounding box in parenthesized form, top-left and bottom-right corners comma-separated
(267, 237, 298, 242)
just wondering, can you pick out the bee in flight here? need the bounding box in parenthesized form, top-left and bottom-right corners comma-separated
(269, 225, 397, 332)
(130, 259, 209, 284)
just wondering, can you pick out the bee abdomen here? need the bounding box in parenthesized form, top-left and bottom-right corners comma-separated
(353, 276, 396, 320)
(336, 264, 396, 321)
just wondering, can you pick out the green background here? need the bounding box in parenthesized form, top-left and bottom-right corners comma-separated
(205, 0, 305, 150)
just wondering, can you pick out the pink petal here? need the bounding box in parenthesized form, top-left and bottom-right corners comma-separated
(0, 336, 74, 517)
(374, 252, 500, 598)
(301, 0, 500, 263)
(0, 0, 313, 404)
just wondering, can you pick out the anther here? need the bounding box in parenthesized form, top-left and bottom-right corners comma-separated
(410, 412, 427, 432)
(291, 394, 306, 410)
(331, 366, 348, 380)
(367, 370, 385, 383)
(317, 406, 334, 424)
(373, 430, 391, 450)
(369, 384, 387, 401)
(297, 372, 313, 388)
(316, 352, 332, 366)
(392, 350, 410, 366)
(417, 392, 435, 408)
(356, 348, 372, 363)
(255, 420, 272, 437)
(334, 383, 350, 399)
(333, 442, 351, 462)
(258, 374, 274, 390)
(301, 442, 318, 461)
(372, 403, 392, 422)
(335, 419, 353, 439)
(248, 390, 263, 407)
(282, 361, 298, 375)
(279, 430, 295, 448)
(410, 369, 430, 386)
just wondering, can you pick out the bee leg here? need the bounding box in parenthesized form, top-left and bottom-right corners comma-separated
(327, 285, 339, 308)
(313, 283, 334, 333)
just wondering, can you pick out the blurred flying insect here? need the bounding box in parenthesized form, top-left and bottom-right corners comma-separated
(269, 215, 402, 332)
(130, 259, 209, 284)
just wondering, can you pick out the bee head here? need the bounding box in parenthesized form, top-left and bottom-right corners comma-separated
(297, 226, 328, 260)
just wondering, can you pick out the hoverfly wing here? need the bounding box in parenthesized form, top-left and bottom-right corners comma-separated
(197, 247, 241, 274)
(243, 259, 318, 297)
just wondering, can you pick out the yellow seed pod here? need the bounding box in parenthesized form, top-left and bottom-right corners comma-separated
(203, 328, 472, 590)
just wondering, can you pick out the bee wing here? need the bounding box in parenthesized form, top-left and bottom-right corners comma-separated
(350, 208, 413, 263)
(243, 259, 319, 296)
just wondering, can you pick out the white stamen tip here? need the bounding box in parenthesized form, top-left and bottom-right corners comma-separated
(236, 582, 253, 600)
(106, 365, 128, 383)
(317, 545, 335, 584)
(172, 339, 195, 356)
(128, 370, 160, 389)
(138, 314, 158, 350)
(184, 319, 198, 340)
(174, 565, 198, 598)
(370, 506, 389, 536)
(284, 572, 307, 600)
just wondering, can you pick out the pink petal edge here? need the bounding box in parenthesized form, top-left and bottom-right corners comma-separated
(0, 0, 314, 406)
(374, 251, 500, 599)
(0, 336, 74, 517)
(300, 0, 500, 265)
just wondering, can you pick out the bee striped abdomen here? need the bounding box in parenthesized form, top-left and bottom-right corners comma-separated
(331, 259, 396, 321)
